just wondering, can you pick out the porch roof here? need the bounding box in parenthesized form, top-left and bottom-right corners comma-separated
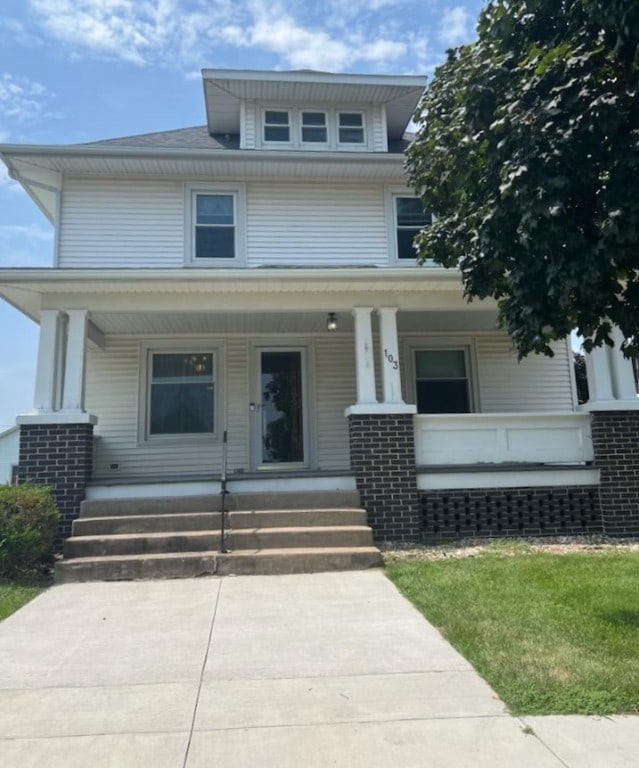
(0, 266, 499, 331)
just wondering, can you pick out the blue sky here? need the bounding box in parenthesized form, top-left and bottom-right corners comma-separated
(0, 0, 486, 429)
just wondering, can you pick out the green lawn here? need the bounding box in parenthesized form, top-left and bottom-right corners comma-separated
(0, 580, 46, 622)
(386, 546, 639, 715)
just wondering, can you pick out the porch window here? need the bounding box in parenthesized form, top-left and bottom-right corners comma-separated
(395, 197, 431, 260)
(148, 352, 215, 435)
(338, 112, 365, 144)
(264, 110, 290, 142)
(414, 349, 470, 413)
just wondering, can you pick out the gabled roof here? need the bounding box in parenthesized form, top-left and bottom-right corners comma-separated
(202, 68, 425, 140)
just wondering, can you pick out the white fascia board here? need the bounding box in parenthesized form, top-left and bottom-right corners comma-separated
(0, 144, 407, 181)
(0, 143, 405, 163)
(202, 68, 425, 90)
(0, 266, 462, 287)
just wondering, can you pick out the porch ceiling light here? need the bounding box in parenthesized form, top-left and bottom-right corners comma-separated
(327, 312, 338, 332)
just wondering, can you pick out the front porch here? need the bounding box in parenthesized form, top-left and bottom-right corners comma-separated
(6, 266, 639, 554)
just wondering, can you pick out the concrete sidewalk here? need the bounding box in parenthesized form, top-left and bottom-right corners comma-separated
(0, 571, 636, 767)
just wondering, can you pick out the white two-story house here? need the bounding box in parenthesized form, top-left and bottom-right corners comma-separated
(1, 69, 638, 579)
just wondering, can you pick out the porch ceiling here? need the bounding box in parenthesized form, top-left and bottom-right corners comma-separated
(87, 309, 501, 336)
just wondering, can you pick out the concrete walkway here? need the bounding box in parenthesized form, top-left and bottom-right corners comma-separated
(0, 571, 636, 767)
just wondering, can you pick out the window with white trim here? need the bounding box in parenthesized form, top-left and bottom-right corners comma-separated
(264, 110, 290, 142)
(258, 108, 371, 150)
(395, 196, 431, 261)
(414, 349, 471, 413)
(338, 112, 365, 144)
(146, 351, 216, 437)
(185, 184, 245, 266)
(301, 111, 327, 144)
(194, 194, 235, 260)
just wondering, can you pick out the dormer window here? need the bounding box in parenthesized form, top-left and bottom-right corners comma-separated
(338, 112, 365, 144)
(301, 111, 327, 144)
(264, 110, 290, 142)
(258, 108, 370, 150)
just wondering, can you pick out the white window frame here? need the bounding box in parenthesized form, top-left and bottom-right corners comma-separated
(404, 339, 479, 414)
(138, 341, 223, 444)
(257, 106, 372, 151)
(385, 187, 432, 265)
(184, 183, 246, 267)
(300, 110, 329, 146)
(337, 111, 366, 146)
(263, 108, 292, 146)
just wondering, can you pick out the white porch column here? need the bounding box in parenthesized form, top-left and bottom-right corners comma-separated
(32, 310, 62, 413)
(609, 326, 637, 402)
(378, 307, 405, 405)
(584, 344, 614, 403)
(61, 309, 89, 413)
(352, 306, 377, 406)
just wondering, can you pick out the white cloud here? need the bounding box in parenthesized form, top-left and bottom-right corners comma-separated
(0, 73, 49, 123)
(0, 73, 55, 143)
(27, 0, 418, 72)
(29, 0, 173, 66)
(439, 6, 471, 47)
(0, 223, 54, 267)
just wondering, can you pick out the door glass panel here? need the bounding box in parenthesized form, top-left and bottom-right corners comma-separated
(261, 351, 304, 464)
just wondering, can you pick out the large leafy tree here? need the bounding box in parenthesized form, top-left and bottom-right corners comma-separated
(406, 0, 639, 357)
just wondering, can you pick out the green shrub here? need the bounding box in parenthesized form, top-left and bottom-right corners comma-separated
(0, 485, 59, 577)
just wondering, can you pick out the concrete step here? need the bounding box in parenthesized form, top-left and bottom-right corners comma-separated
(64, 525, 374, 558)
(216, 547, 383, 576)
(72, 512, 222, 536)
(72, 508, 366, 536)
(229, 509, 366, 529)
(229, 525, 374, 550)
(54, 547, 382, 583)
(55, 552, 220, 583)
(80, 490, 361, 518)
(63, 531, 221, 558)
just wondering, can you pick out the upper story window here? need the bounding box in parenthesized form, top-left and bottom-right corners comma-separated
(185, 183, 246, 267)
(264, 110, 290, 142)
(195, 194, 235, 259)
(394, 195, 432, 262)
(301, 111, 327, 144)
(338, 112, 365, 144)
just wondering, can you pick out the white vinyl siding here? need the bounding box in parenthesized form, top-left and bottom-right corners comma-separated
(476, 336, 575, 412)
(371, 103, 387, 152)
(59, 179, 184, 267)
(241, 100, 257, 149)
(246, 182, 388, 266)
(314, 336, 356, 470)
(58, 179, 393, 268)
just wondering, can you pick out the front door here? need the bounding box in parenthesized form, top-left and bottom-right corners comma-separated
(252, 348, 307, 469)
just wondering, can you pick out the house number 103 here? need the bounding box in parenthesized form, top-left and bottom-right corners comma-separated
(384, 348, 399, 370)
